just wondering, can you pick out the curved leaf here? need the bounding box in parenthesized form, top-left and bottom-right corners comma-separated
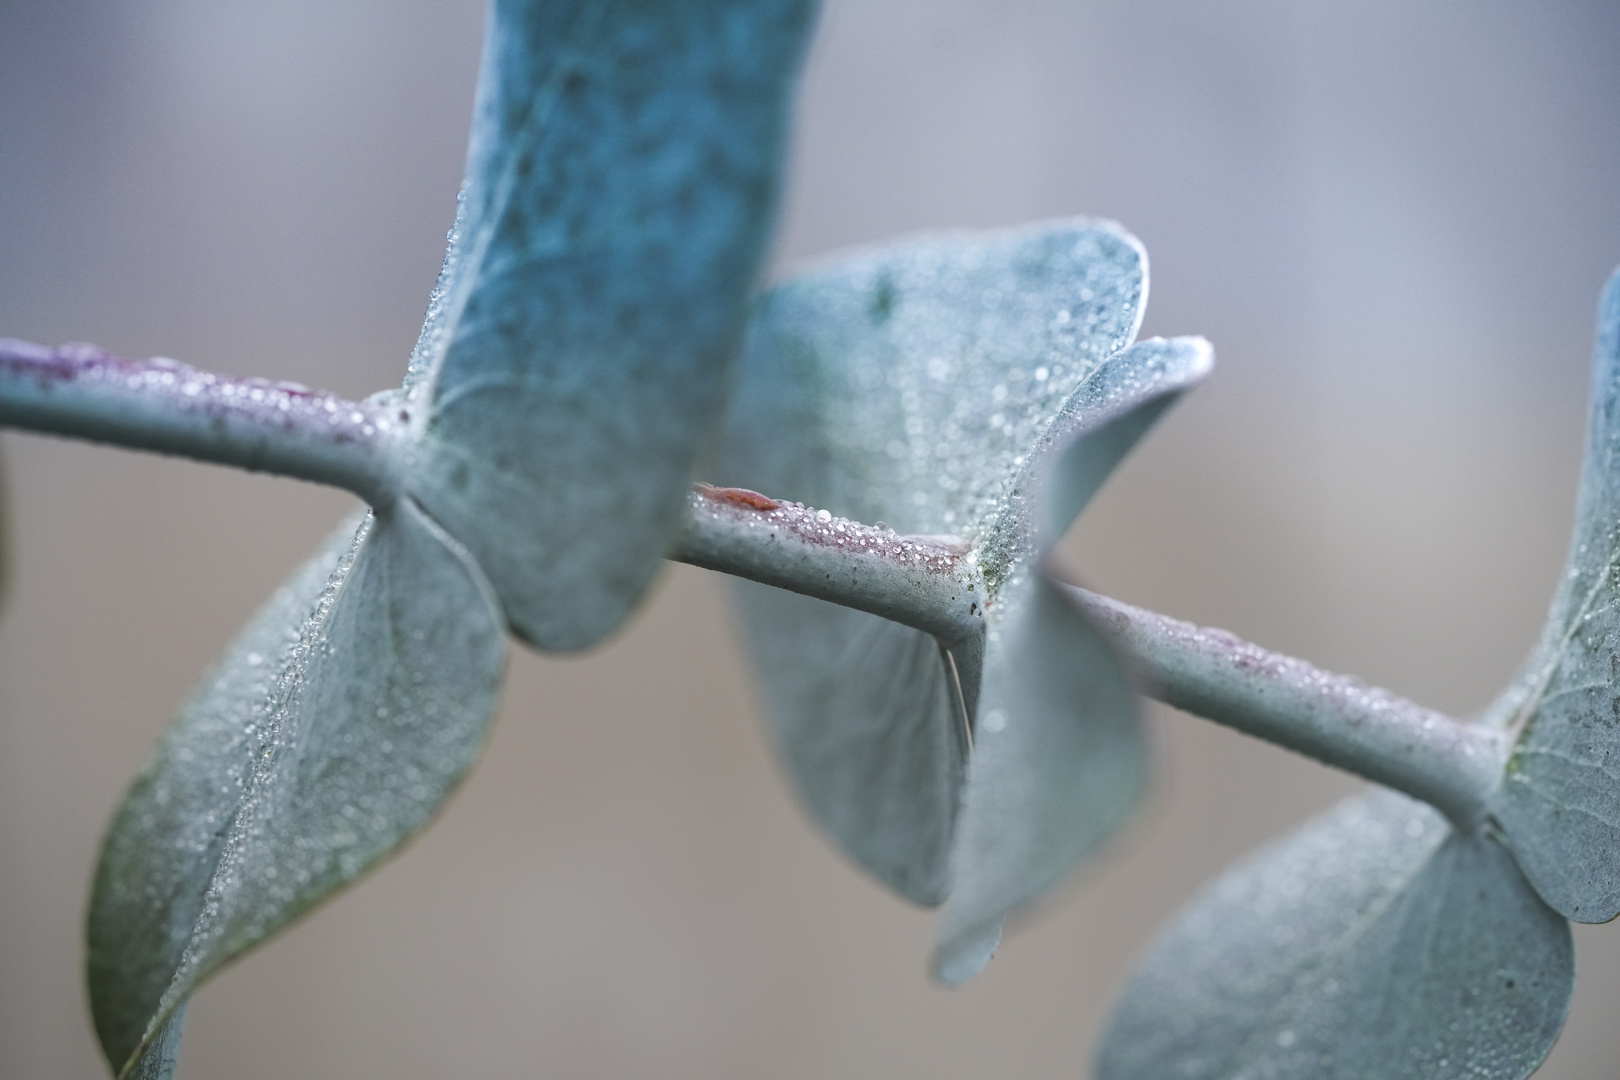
(87, 501, 506, 1077)
(977, 336, 1214, 583)
(717, 228, 1208, 924)
(933, 573, 1140, 983)
(1491, 266, 1620, 921)
(730, 584, 969, 904)
(720, 219, 1147, 538)
(1098, 790, 1572, 1080)
(406, 0, 817, 651)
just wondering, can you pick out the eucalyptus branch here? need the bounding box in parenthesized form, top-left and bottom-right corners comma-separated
(0, 339, 407, 506)
(675, 484, 986, 650)
(672, 483, 1509, 828)
(0, 337, 1512, 831)
(1060, 586, 1507, 828)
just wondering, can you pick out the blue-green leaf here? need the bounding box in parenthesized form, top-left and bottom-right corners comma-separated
(933, 573, 1140, 983)
(721, 220, 1148, 539)
(729, 585, 970, 904)
(932, 338, 1210, 980)
(1490, 266, 1620, 922)
(1098, 790, 1572, 1080)
(406, 0, 817, 651)
(717, 227, 1207, 919)
(87, 502, 506, 1077)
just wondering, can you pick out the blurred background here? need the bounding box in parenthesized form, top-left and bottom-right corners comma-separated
(3, 1, 1620, 1076)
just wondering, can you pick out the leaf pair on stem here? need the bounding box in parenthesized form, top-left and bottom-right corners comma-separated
(36, 0, 1620, 1077)
(87, 0, 815, 1074)
(713, 222, 1209, 978)
(80, 0, 1205, 1066)
(1096, 271, 1620, 1079)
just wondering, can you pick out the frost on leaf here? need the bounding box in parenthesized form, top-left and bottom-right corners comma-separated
(717, 219, 1212, 977)
(404, 0, 817, 652)
(1099, 790, 1571, 1080)
(87, 503, 505, 1078)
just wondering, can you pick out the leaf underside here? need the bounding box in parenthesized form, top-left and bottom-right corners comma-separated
(408, 0, 818, 652)
(934, 574, 1141, 983)
(1098, 789, 1572, 1080)
(731, 582, 968, 904)
(87, 502, 506, 1077)
(1491, 266, 1620, 921)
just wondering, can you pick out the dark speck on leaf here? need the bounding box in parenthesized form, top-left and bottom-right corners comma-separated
(868, 276, 897, 324)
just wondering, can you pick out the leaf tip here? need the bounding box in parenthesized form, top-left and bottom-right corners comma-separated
(930, 922, 1002, 986)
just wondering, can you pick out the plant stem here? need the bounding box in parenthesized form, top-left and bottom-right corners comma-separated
(672, 485, 1506, 827)
(1062, 586, 1506, 828)
(675, 484, 986, 651)
(0, 343, 1508, 825)
(0, 339, 406, 506)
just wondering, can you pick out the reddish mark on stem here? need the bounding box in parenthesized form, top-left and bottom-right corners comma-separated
(694, 483, 780, 511)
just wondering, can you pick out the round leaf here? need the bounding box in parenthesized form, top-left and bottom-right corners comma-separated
(717, 236, 1205, 922)
(719, 219, 1148, 538)
(1098, 789, 1572, 1080)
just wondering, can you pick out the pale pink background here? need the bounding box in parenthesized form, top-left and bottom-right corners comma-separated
(3, 2, 1620, 1076)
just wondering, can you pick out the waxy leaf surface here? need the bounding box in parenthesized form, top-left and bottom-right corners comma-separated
(933, 573, 1139, 983)
(1491, 266, 1620, 921)
(933, 336, 1211, 981)
(731, 584, 968, 904)
(723, 220, 1147, 542)
(718, 224, 1210, 932)
(1098, 789, 1572, 1080)
(406, 0, 817, 651)
(88, 502, 505, 1077)
(718, 222, 1144, 899)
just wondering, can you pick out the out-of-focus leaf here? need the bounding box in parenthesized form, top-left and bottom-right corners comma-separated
(717, 224, 1210, 927)
(0, 444, 9, 610)
(1490, 266, 1620, 922)
(933, 573, 1139, 983)
(1098, 789, 1571, 1080)
(87, 501, 505, 1077)
(406, 0, 817, 651)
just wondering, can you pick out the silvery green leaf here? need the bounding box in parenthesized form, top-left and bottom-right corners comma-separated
(730, 584, 970, 904)
(406, 0, 817, 651)
(976, 336, 1214, 583)
(87, 501, 505, 1077)
(1490, 266, 1620, 922)
(717, 235, 1204, 912)
(933, 574, 1140, 983)
(719, 220, 1148, 537)
(1097, 790, 1572, 1080)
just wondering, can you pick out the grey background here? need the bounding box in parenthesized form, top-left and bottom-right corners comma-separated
(3, 1, 1620, 1076)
